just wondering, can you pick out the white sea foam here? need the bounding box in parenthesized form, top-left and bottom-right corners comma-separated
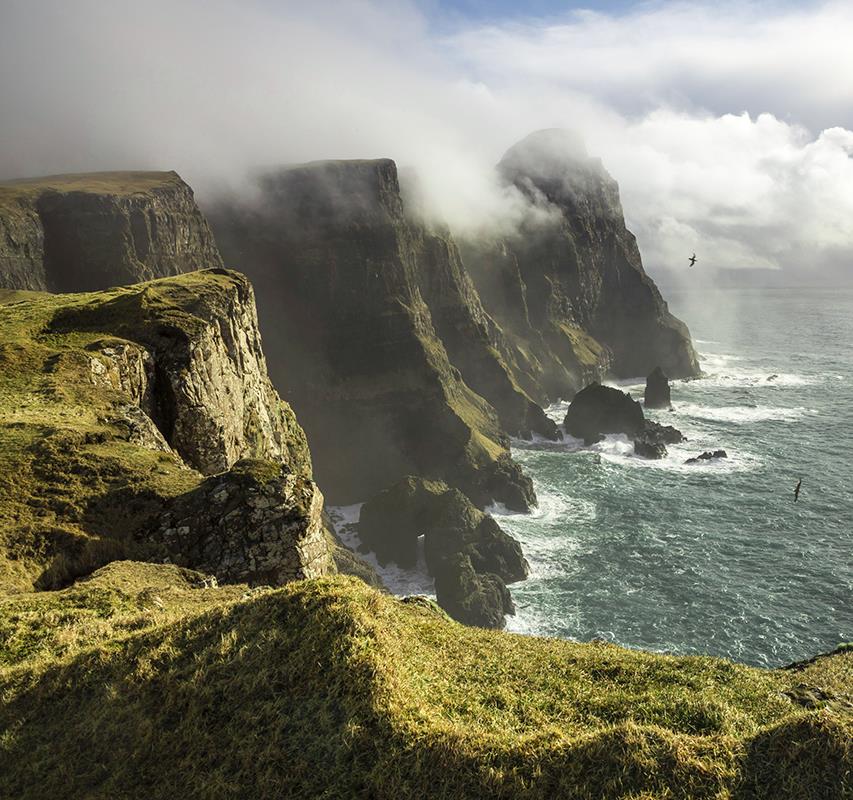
(676, 403, 816, 423)
(327, 504, 436, 597)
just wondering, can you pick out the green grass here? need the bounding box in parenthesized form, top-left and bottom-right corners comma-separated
(0, 171, 183, 208)
(0, 271, 247, 591)
(0, 569, 849, 799)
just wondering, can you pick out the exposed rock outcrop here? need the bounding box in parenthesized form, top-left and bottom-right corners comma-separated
(434, 554, 515, 629)
(461, 130, 699, 400)
(644, 366, 672, 409)
(209, 160, 536, 510)
(358, 476, 527, 626)
(49, 269, 311, 477)
(0, 270, 333, 591)
(148, 460, 333, 585)
(0, 171, 222, 292)
(686, 450, 728, 464)
(564, 382, 684, 458)
(564, 382, 645, 444)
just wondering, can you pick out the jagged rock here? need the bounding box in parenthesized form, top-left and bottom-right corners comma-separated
(0, 172, 222, 292)
(564, 382, 645, 444)
(49, 269, 312, 478)
(643, 420, 685, 445)
(0, 270, 319, 591)
(358, 476, 528, 584)
(433, 554, 515, 629)
(209, 160, 535, 510)
(633, 438, 666, 459)
(686, 450, 728, 464)
(644, 366, 672, 409)
(148, 460, 333, 585)
(466, 453, 537, 513)
(461, 129, 699, 399)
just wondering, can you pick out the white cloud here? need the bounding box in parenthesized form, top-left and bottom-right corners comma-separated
(1, 0, 853, 278)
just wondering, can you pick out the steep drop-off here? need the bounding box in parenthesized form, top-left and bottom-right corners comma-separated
(0, 171, 222, 292)
(0, 270, 335, 592)
(461, 130, 699, 400)
(210, 160, 536, 509)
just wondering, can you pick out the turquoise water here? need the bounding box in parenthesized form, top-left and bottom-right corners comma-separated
(495, 287, 853, 667)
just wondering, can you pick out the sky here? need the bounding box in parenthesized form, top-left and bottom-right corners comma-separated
(2, 0, 853, 282)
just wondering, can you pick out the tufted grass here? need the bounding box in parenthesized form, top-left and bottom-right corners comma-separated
(0, 568, 849, 799)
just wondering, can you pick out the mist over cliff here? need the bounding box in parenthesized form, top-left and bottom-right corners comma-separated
(3, 0, 853, 282)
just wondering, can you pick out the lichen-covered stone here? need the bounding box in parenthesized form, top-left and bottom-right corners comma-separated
(0, 171, 222, 292)
(148, 460, 333, 585)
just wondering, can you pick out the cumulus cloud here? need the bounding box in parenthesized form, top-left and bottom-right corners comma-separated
(1, 0, 853, 279)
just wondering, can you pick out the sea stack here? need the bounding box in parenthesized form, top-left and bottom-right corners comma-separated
(644, 366, 672, 409)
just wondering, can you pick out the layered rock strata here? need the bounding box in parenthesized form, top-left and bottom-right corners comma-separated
(0, 171, 222, 292)
(0, 270, 338, 591)
(209, 160, 536, 510)
(460, 129, 699, 401)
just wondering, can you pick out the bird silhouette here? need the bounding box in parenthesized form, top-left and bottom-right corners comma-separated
(688, 253, 697, 267)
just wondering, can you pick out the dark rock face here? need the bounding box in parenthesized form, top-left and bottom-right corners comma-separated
(633, 439, 666, 459)
(148, 460, 332, 586)
(644, 366, 672, 409)
(461, 130, 699, 400)
(209, 160, 536, 510)
(564, 382, 645, 444)
(686, 450, 728, 464)
(434, 554, 515, 629)
(358, 476, 527, 627)
(0, 172, 222, 292)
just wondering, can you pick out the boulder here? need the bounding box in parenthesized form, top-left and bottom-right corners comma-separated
(686, 450, 728, 464)
(433, 554, 515, 629)
(643, 420, 685, 445)
(644, 366, 672, 409)
(148, 460, 334, 586)
(633, 439, 667, 459)
(564, 382, 645, 444)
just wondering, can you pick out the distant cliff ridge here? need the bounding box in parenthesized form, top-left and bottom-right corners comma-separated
(0, 171, 222, 292)
(210, 160, 537, 510)
(462, 129, 699, 396)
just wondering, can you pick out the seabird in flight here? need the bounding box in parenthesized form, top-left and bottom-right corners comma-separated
(688, 253, 697, 267)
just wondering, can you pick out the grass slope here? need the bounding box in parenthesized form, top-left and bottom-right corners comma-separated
(0, 271, 250, 591)
(1, 566, 849, 799)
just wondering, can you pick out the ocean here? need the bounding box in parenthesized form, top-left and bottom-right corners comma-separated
(334, 287, 853, 668)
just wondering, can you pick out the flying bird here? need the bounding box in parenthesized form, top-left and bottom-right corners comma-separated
(794, 478, 802, 502)
(688, 253, 697, 267)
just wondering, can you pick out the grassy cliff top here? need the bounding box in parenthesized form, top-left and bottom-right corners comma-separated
(0, 171, 186, 207)
(0, 567, 849, 799)
(0, 269, 251, 591)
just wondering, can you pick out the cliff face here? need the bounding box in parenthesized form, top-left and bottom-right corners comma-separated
(0, 270, 330, 592)
(209, 160, 535, 509)
(461, 130, 699, 398)
(0, 171, 222, 293)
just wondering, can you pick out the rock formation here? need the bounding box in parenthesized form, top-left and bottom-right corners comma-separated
(209, 159, 536, 510)
(0, 270, 341, 591)
(686, 450, 728, 464)
(150, 460, 332, 585)
(0, 171, 222, 292)
(644, 366, 672, 409)
(461, 130, 699, 400)
(358, 476, 527, 626)
(564, 382, 684, 458)
(564, 382, 645, 444)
